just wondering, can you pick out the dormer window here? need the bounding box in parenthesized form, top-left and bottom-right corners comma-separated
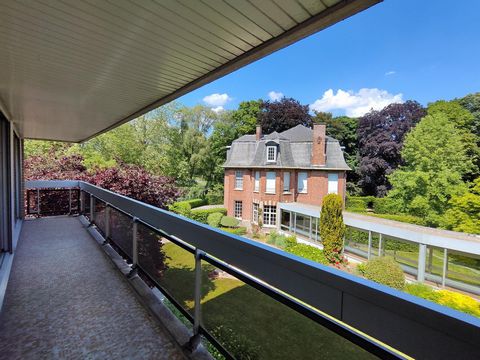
(267, 146, 277, 162)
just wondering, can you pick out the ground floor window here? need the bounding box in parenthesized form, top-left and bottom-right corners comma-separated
(234, 200, 242, 219)
(253, 203, 259, 223)
(263, 205, 276, 226)
(281, 210, 291, 230)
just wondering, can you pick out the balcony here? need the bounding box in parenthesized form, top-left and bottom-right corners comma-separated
(1, 180, 477, 359)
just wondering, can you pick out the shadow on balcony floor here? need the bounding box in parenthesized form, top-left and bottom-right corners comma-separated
(0, 216, 185, 360)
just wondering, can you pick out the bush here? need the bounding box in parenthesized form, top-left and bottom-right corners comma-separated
(285, 243, 328, 265)
(358, 257, 405, 290)
(405, 283, 480, 318)
(372, 197, 398, 214)
(346, 196, 375, 212)
(266, 231, 296, 249)
(220, 227, 247, 236)
(220, 216, 240, 228)
(168, 201, 191, 216)
(320, 194, 346, 264)
(190, 208, 227, 224)
(206, 184, 224, 205)
(207, 212, 224, 228)
(186, 198, 207, 209)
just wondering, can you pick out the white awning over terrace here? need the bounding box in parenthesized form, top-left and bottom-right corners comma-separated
(0, 0, 380, 142)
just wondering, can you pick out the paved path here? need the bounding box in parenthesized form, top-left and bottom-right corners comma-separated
(0, 217, 184, 360)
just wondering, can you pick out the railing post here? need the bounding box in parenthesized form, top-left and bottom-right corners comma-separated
(68, 189, 72, 215)
(37, 188, 41, 215)
(188, 248, 204, 351)
(378, 233, 382, 257)
(442, 248, 448, 288)
(128, 217, 139, 278)
(367, 231, 372, 260)
(80, 191, 85, 214)
(104, 204, 110, 244)
(417, 244, 427, 282)
(90, 196, 94, 224)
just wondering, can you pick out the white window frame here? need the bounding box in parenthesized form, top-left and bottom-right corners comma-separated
(263, 205, 277, 226)
(234, 170, 243, 190)
(254, 171, 260, 192)
(234, 200, 243, 219)
(266, 171, 276, 194)
(328, 173, 339, 194)
(252, 203, 259, 224)
(283, 172, 290, 193)
(297, 172, 308, 193)
(266, 146, 276, 162)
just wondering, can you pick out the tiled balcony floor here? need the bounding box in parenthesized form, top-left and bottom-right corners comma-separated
(0, 216, 185, 360)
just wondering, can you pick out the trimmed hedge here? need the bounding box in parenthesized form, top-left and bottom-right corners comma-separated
(346, 196, 375, 212)
(187, 198, 208, 208)
(168, 201, 191, 216)
(372, 197, 397, 214)
(220, 215, 240, 228)
(357, 257, 405, 290)
(285, 243, 328, 265)
(220, 227, 247, 236)
(405, 283, 480, 318)
(207, 212, 224, 228)
(190, 207, 227, 224)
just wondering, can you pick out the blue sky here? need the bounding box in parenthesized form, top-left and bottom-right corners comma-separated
(178, 0, 480, 117)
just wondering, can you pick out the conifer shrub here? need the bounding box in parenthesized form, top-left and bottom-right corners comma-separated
(320, 194, 346, 264)
(220, 216, 240, 228)
(207, 212, 224, 228)
(357, 257, 405, 290)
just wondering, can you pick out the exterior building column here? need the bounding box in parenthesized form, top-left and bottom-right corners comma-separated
(417, 244, 427, 282)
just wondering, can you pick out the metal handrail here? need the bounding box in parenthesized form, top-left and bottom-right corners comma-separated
(25, 180, 480, 359)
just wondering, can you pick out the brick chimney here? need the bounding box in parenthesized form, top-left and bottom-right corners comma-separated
(311, 123, 326, 166)
(256, 125, 262, 141)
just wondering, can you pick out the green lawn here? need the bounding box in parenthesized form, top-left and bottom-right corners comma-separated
(160, 242, 376, 360)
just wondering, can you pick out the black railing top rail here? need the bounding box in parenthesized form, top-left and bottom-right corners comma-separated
(25, 180, 480, 359)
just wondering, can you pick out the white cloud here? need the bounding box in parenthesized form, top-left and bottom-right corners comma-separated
(385, 70, 396, 76)
(268, 91, 284, 101)
(310, 88, 403, 117)
(203, 93, 232, 107)
(211, 106, 224, 113)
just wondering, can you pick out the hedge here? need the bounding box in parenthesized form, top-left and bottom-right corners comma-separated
(357, 257, 405, 290)
(190, 207, 227, 224)
(168, 198, 207, 216)
(220, 215, 240, 228)
(220, 227, 247, 236)
(372, 197, 397, 214)
(207, 212, 224, 228)
(346, 196, 375, 212)
(285, 243, 328, 265)
(368, 213, 426, 226)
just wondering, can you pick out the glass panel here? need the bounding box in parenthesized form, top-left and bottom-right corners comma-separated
(281, 210, 290, 230)
(446, 250, 480, 287)
(424, 246, 445, 284)
(83, 191, 91, 220)
(38, 189, 71, 216)
(344, 228, 369, 259)
(295, 214, 311, 238)
(26, 190, 38, 215)
(200, 258, 376, 360)
(137, 222, 194, 313)
(109, 207, 133, 259)
(383, 236, 418, 276)
(93, 199, 106, 236)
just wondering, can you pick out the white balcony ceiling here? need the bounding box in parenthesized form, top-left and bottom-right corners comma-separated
(0, 0, 380, 142)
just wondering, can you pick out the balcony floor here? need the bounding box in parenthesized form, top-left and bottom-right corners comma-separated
(0, 216, 185, 360)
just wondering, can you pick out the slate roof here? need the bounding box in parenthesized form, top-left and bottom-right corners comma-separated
(224, 124, 350, 170)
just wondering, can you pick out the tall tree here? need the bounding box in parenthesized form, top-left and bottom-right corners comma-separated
(320, 194, 346, 265)
(259, 97, 312, 133)
(357, 101, 426, 196)
(387, 113, 471, 224)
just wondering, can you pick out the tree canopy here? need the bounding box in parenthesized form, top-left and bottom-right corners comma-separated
(357, 101, 426, 196)
(259, 97, 312, 133)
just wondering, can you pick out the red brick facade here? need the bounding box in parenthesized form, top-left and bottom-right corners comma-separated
(223, 168, 347, 223)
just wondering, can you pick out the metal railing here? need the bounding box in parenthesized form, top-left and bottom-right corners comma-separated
(25, 180, 480, 359)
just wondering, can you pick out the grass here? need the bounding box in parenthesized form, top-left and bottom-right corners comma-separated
(160, 242, 375, 360)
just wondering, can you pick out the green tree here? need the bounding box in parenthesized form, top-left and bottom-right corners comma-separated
(387, 113, 471, 224)
(320, 194, 346, 264)
(441, 178, 480, 234)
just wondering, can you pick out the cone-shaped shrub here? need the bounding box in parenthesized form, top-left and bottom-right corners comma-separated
(320, 194, 346, 264)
